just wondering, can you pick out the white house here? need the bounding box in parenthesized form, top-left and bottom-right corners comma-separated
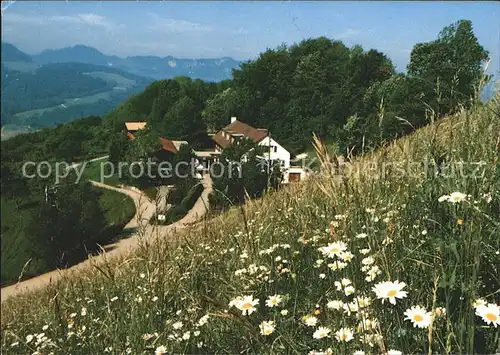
(210, 117, 305, 183)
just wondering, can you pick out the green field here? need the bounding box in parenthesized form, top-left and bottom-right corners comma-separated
(79, 158, 122, 186)
(10, 70, 139, 125)
(2, 61, 39, 73)
(13, 91, 114, 122)
(85, 71, 136, 89)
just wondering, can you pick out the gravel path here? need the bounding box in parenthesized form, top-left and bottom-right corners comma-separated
(0, 175, 212, 302)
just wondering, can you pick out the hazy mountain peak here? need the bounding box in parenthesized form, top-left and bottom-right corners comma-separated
(25, 44, 241, 82)
(1, 42, 32, 62)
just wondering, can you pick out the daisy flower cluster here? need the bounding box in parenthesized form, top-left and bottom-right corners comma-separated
(473, 299, 499, 327)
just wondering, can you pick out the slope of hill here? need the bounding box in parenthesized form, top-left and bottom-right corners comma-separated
(31, 44, 241, 82)
(1, 42, 32, 62)
(1, 57, 154, 132)
(1, 96, 498, 354)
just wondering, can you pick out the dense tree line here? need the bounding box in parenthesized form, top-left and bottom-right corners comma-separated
(202, 20, 489, 155)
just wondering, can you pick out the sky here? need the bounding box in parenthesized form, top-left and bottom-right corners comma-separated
(1, 1, 499, 74)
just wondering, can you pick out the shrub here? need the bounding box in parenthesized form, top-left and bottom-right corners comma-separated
(151, 182, 204, 225)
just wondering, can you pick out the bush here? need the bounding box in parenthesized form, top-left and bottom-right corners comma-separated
(151, 182, 204, 225)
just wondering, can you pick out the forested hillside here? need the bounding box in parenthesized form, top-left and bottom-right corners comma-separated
(1, 59, 153, 129)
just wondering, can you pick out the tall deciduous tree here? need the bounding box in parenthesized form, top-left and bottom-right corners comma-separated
(408, 19, 489, 114)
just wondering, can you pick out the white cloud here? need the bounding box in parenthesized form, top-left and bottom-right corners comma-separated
(147, 13, 212, 33)
(49, 15, 82, 24)
(2, 12, 122, 31)
(334, 28, 362, 39)
(77, 13, 111, 28)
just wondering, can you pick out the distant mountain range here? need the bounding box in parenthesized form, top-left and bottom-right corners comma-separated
(25, 44, 241, 82)
(1, 43, 153, 134)
(0, 43, 242, 136)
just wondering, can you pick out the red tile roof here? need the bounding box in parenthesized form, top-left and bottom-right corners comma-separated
(159, 137, 178, 153)
(212, 120, 268, 149)
(125, 122, 147, 131)
(159, 138, 188, 153)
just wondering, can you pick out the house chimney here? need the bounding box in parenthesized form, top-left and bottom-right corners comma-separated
(231, 116, 237, 123)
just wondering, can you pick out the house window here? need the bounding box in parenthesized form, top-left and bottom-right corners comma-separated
(273, 146, 277, 153)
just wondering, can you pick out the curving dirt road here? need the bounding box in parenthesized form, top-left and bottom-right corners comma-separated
(0, 175, 212, 302)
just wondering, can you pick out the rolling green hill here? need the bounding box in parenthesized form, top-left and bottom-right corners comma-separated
(1, 59, 153, 133)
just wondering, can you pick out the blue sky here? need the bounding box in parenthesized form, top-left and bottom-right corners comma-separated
(2, 1, 499, 73)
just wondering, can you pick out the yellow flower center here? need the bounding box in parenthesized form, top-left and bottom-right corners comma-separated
(486, 313, 498, 321)
(413, 314, 424, 322)
(387, 290, 397, 297)
(241, 302, 252, 310)
(263, 328, 272, 335)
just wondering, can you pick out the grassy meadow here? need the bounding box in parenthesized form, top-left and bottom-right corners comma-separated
(1, 97, 499, 354)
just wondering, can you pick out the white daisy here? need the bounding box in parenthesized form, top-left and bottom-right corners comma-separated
(372, 281, 408, 305)
(344, 285, 355, 296)
(197, 314, 209, 326)
(448, 192, 468, 203)
(343, 301, 359, 316)
(438, 195, 450, 202)
(339, 251, 355, 262)
(230, 295, 259, 315)
(404, 305, 433, 328)
(341, 278, 352, 286)
(362, 256, 375, 265)
(155, 345, 167, 355)
(319, 242, 347, 258)
(303, 315, 318, 327)
(475, 303, 500, 327)
(472, 298, 487, 309)
(172, 321, 183, 330)
(265, 294, 283, 308)
(335, 327, 354, 342)
(326, 300, 343, 310)
(313, 327, 331, 339)
(259, 321, 275, 335)
(365, 266, 382, 282)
